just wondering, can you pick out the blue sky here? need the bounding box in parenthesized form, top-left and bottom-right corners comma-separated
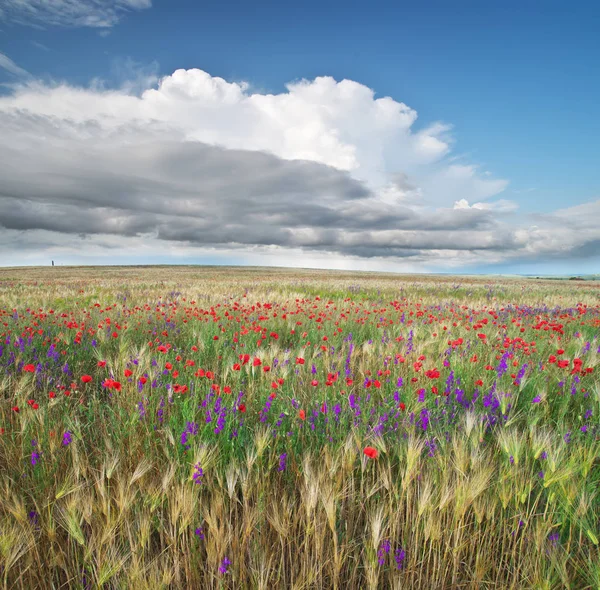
(0, 0, 599, 273)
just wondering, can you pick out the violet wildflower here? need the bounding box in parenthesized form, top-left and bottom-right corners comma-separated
(278, 453, 287, 472)
(377, 539, 391, 566)
(31, 450, 40, 466)
(194, 526, 205, 540)
(394, 547, 406, 570)
(219, 556, 231, 575)
(62, 431, 72, 446)
(192, 463, 204, 485)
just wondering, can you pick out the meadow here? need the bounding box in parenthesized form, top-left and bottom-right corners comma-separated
(1, 266, 599, 589)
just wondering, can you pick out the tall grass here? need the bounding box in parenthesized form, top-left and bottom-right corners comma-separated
(1, 266, 599, 588)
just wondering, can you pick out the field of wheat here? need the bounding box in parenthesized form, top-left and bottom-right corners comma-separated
(0, 266, 599, 589)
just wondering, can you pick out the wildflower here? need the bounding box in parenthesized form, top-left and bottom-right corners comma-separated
(23, 364, 35, 373)
(192, 463, 204, 485)
(298, 409, 306, 420)
(62, 431, 72, 446)
(218, 556, 231, 575)
(194, 526, 205, 540)
(363, 446, 378, 459)
(278, 453, 287, 472)
(394, 547, 406, 569)
(378, 539, 391, 565)
(31, 440, 40, 466)
(81, 375, 92, 383)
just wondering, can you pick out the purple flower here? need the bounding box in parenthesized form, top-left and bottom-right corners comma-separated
(30, 440, 41, 466)
(62, 431, 72, 446)
(218, 556, 231, 575)
(394, 547, 406, 569)
(532, 395, 541, 403)
(194, 526, 205, 540)
(377, 539, 391, 566)
(278, 453, 287, 472)
(192, 463, 204, 485)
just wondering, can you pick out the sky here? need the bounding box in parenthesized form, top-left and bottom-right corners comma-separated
(0, 0, 599, 274)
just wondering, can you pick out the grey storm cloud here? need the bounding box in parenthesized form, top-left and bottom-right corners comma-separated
(0, 111, 511, 260)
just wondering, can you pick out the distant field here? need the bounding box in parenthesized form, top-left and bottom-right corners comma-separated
(1, 266, 599, 589)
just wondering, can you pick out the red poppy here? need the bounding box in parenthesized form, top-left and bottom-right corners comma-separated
(23, 364, 35, 373)
(124, 369, 133, 377)
(238, 404, 246, 413)
(298, 409, 306, 420)
(296, 357, 305, 365)
(81, 375, 92, 383)
(363, 446, 378, 459)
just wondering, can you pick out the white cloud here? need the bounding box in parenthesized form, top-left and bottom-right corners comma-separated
(0, 52, 31, 78)
(454, 198, 518, 212)
(0, 69, 505, 203)
(0, 0, 151, 29)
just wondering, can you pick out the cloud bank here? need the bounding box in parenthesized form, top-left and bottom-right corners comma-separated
(0, 68, 597, 270)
